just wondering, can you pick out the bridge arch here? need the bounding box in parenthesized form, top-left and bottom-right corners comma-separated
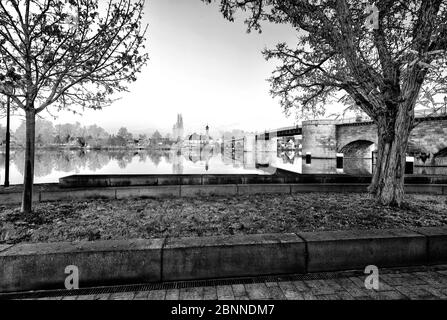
(335, 122, 378, 157)
(339, 140, 376, 158)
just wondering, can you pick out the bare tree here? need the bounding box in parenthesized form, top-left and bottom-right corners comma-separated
(204, 0, 447, 206)
(0, 0, 149, 213)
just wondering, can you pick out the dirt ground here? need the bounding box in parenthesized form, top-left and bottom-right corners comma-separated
(1, 193, 446, 244)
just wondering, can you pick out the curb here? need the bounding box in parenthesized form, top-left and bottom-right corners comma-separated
(1, 227, 447, 293)
(1, 183, 446, 205)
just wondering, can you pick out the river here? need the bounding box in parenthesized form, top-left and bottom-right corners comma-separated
(0, 147, 446, 185)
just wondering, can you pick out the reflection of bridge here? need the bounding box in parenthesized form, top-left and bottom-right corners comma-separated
(221, 149, 290, 175)
(221, 125, 302, 155)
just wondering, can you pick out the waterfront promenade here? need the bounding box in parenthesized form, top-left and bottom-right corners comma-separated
(8, 265, 447, 300)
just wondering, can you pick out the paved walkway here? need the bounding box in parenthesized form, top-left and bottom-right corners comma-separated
(16, 266, 447, 300)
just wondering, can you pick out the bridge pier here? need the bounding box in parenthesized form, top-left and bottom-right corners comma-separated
(302, 120, 337, 158)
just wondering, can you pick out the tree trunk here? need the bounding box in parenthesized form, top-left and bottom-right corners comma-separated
(21, 109, 36, 214)
(369, 107, 413, 207)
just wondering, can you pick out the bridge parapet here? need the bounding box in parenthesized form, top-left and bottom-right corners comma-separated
(303, 119, 338, 126)
(333, 112, 447, 126)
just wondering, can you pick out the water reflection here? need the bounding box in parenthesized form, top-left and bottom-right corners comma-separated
(0, 146, 446, 185)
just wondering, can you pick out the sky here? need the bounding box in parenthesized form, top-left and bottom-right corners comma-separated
(3, 0, 313, 136)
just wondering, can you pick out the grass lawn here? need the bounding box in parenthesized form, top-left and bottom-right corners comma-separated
(1, 193, 447, 244)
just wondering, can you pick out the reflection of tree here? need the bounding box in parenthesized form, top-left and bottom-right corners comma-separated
(163, 154, 172, 165)
(148, 150, 166, 167)
(54, 151, 85, 173)
(170, 150, 184, 174)
(13, 151, 55, 177)
(173, 159, 183, 175)
(0, 125, 6, 144)
(111, 151, 134, 169)
(35, 154, 55, 176)
(11, 150, 114, 177)
(86, 151, 111, 171)
(137, 152, 148, 163)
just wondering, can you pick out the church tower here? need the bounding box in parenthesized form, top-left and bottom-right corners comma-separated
(173, 114, 184, 141)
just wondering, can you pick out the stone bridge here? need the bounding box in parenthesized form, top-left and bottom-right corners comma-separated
(302, 116, 447, 159)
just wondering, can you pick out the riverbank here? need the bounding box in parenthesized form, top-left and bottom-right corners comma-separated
(1, 145, 173, 151)
(1, 193, 446, 244)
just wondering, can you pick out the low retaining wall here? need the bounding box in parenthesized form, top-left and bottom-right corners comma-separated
(59, 173, 447, 188)
(0, 240, 162, 292)
(1, 227, 446, 293)
(1, 183, 447, 205)
(162, 234, 306, 282)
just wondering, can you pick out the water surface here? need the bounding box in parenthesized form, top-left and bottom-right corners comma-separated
(0, 148, 445, 185)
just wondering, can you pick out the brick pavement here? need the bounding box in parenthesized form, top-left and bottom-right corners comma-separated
(12, 266, 447, 300)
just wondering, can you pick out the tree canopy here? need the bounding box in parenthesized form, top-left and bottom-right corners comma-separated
(151, 130, 162, 141)
(117, 126, 133, 140)
(0, 0, 149, 114)
(204, 0, 447, 120)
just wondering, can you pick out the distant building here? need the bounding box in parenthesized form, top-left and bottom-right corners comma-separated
(185, 125, 214, 146)
(172, 114, 184, 141)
